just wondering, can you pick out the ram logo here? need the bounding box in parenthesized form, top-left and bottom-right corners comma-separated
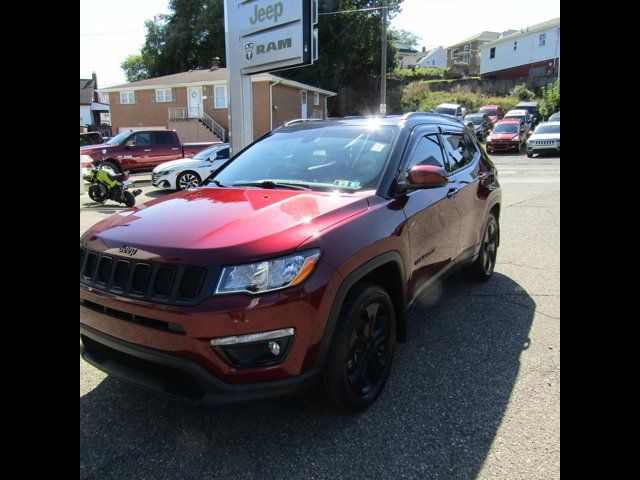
(245, 43, 255, 61)
(119, 245, 138, 256)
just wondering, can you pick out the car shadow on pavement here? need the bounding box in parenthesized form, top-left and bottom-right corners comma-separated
(80, 271, 534, 479)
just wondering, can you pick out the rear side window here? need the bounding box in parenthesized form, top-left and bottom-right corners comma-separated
(406, 134, 446, 170)
(151, 132, 175, 145)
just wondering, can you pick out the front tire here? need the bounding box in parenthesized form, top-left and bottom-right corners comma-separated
(176, 171, 201, 190)
(100, 160, 120, 174)
(323, 283, 396, 413)
(88, 185, 106, 203)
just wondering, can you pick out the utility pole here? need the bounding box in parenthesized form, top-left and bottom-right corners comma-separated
(380, 0, 388, 115)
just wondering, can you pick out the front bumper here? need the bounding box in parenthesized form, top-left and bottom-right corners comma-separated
(487, 141, 520, 151)
(80, 323, 319, 407)
(527, 142, 560, 153)
(151, 172, 176, 190)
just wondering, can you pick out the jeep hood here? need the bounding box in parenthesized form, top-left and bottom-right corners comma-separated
(82, 187, 369, 265)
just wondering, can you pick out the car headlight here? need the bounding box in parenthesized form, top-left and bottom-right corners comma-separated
(158, 169, 175, 176)
(215, 249, 321, 295)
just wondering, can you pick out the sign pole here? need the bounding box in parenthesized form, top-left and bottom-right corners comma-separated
(380, 0, 388, 116)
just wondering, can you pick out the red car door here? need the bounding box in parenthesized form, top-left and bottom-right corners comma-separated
(440, 128, 489, 260)
(124, 132, 154, 173)
(400, 126, 461, 299)
(151, 131, 183, 165)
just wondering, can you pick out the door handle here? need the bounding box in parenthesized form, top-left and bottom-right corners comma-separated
(144, 149, 152, 152)
(447, 188, 459, 199)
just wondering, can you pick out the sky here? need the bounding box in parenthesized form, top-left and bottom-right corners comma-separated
(80, 0, 560, 87)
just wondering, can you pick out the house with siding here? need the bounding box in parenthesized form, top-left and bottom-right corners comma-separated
(417, 46, 447, 68)
(97, 60, 336, 143)
(480, 18, 560, 80)
(446, 31, 517, 75)
(80, 72, 110, 127)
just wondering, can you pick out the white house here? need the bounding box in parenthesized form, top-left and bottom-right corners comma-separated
(80, 73, 110, 126)
(480, 17, 560, 79)
(417, 47, 447, 68)
(393, 41, 426, 69)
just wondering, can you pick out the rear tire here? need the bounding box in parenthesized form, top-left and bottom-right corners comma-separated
(323, 283, 396, 413)
(100, 160, 120, 175)
(463, 213, 499, 282)
(123, 190, 136, 208)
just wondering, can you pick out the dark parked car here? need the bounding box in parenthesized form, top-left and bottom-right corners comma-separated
(80, 132, 104, 147)
(80, 114, 502, 413)
(464, 113, 493, 141)
(515, 101, 541, 126)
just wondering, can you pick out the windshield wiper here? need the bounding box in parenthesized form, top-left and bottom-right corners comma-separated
(209, 179, 227, 188)
(232, 180, 311, 191)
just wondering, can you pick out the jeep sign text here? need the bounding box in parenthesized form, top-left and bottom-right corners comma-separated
(249, 1, 284, 25)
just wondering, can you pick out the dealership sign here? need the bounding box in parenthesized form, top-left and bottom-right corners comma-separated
(234, 0, 318, 75)
(224, 0, 319, 153)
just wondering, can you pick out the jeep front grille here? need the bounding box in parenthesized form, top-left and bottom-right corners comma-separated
(79, 247, 218, 306)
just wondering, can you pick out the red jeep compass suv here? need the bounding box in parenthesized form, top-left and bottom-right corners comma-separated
(80, 113, 501, 412)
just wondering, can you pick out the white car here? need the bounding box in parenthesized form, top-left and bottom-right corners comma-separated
(433, 103, 467, 121)
(504, 109, 533, 133)
(526, 122, 560, 158)
(152, 144, 230, 190)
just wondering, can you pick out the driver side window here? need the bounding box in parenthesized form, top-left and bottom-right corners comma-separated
(132, 133, 151, 147)
(406, 134, 446, 170)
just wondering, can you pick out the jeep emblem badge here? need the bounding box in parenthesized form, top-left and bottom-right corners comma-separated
(119, 245, 138, 256)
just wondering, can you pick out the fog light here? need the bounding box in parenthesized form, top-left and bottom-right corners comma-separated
(210, 328, 295, 368)
(267, 341, 281, 356)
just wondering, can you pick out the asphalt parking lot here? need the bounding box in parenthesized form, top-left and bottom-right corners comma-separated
(80, 151, 560, 479)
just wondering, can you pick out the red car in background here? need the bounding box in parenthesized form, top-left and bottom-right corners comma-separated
(479, 105, 504, 125)
(80, 130, 217, 174)
(486, 119, 527, 153)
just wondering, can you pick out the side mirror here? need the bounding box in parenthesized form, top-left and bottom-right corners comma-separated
(398, 165, 449, 192)
(125, 140, 135, 149)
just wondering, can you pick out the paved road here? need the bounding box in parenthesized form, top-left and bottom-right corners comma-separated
(80, 152, 560, 479)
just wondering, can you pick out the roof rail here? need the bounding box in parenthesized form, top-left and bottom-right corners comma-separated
(401, 112, 464, 124)
(282, 118, 324, 127)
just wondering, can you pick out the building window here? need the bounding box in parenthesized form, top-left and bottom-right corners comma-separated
(462, 53, 470, 64)
(214, 85, 228, 109)
(313, 92, 320, 106)
(97, 92, 110, 104)
(539, 33, 546, 46)
(451, 48, 458, 59)
(490, 47, 496, 59)
(513, 41, 518, 51)
(155, 88, 173, 103)
(119, 91, 135, 104)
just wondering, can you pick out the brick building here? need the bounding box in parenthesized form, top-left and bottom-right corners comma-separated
(98, 61, 336, 143)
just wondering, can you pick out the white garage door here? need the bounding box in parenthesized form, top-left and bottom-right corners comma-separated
(118, 126, 166, 133)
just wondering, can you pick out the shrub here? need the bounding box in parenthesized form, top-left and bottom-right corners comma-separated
(401, 81, 520, 114)
(539, 79, 560, 119)
(510, 83, 535, 101)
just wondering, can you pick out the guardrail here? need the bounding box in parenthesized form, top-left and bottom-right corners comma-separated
(168, 107, 188, 121)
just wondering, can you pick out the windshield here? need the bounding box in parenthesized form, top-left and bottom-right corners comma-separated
(493, 123, 519, 134)
(193, 145, 224, 160)
(534, 124, 560, 134)
(434, 107, 457, 116)
(480, 108, 498, 116)
(465, 115, 483, 125)
(212, 124, 399, 192)
(105, 131, 131, 146)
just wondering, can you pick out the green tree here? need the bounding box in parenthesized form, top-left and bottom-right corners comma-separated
(389, 28, 422, 47)
(121, 54, 149, 83)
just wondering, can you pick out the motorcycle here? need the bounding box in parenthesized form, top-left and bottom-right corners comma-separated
(85, 163, 142, 208)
